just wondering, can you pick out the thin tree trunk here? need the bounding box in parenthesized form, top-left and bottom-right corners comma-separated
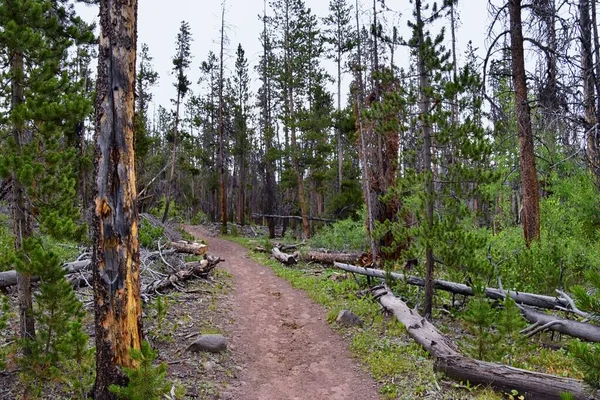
(11, 50, 35, 348)
(415, 0, 435, 319)
(93, 1, 143, 397)
(337, 28, 343, 192)
(219, 2, 227, 233)
(162, 88, 181, 224)
(581, 0, 600, 181)
(356, 0, 377, 261)
(509, 0, 541, 245)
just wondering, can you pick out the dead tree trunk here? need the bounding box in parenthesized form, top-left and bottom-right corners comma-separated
(509, 0, 541, 245)
(93, 0, 143, 397)
(372, 286, 597, 399)
(333, 263, 571, 310)
(272, 247, 298, 265)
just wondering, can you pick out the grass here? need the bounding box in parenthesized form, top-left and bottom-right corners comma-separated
(224, 234, 503, 399)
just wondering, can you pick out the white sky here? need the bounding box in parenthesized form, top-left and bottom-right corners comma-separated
(75, 0, 491, 114)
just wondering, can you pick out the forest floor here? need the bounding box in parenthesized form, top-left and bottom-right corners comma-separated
(183, 225, 380, 400)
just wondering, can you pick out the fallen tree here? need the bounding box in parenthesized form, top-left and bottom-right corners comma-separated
(272, 247, 297, 265)
(168, 241, 207, 255)
(301, 251, 362, 265)
(252, 213, 336, 223)
(0, 259, 91, 288)
(334, 262, 570, 311)
(520, 306, 600, 342)
(371, 285, 598, 399)
(142, 255, 223, 294)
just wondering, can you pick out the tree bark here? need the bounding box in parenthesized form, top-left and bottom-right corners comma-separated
(301, 251, 362, 265)
(93, 0, 143, 397)
(415, 0, 436, 318)
(168, 241, 207, 256)
(372, 286, 598, 399)
(10, 49, 36, 347)
(509, 0, 541, 245)
(520, 306, 600, 343)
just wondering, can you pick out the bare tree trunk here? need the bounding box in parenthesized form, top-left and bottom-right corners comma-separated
(581, 0, 600, 180)
(509, 0, 541, 245)
(355, 0, 377, 261)
(93, 1, 143, 397)
(162, 88, 181, 224)
(415, 0, 435, 319)
(219, 2, 228, 234)
(11, 50, 35, 348)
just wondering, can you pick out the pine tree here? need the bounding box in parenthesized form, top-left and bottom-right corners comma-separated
(323, 0, 355, 192)
(135, 43, 159, 177)
(163, 21, 192, 224)
(232, 44, 252, 225)
(0, 0, 94, 394)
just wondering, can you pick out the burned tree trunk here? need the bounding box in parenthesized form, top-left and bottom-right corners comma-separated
(93, 0, 143, 398)
(509, 0, 541, 245)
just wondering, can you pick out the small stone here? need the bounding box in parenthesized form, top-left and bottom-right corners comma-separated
(203, 360, 216, 371)
(188, 334, 228, 353)
(336, 310, 363, 327)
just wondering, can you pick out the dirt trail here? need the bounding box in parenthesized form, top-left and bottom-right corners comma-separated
(185, 226, 379, 400)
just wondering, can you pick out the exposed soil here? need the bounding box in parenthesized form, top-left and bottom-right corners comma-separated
(184, 225, 380, 400)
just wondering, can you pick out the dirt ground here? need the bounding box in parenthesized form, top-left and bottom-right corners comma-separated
(185, 225, 380, 400)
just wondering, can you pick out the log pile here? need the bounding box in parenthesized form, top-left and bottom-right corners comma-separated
(372, 285, 599, 399)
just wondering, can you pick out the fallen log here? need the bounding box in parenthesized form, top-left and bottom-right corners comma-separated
(372, 285, 598, 399)
(142, 255, 223, 294)
(302, 251, 362, 265)
(0, 259, 91, 288)
(520, 306, 600, 342)
(334, 262, 570, 311)
(168, 241, 207, 256)
(252, 213, 336, 223)
(272, 248, 297, 265)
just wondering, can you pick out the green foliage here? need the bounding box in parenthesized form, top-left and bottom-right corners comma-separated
(569, 269, 600, 389)
(309, 216, 367, 252)
(18, 238, 93, 397)
(109, 341, 172, 400)
(461, 285, 527, 362)
(139, 220, 166, 249)
(150, 197, 185, 223)
(147, 295, 178, 342)
(461, 286, 500, 361)
(487, 171, 600, 293)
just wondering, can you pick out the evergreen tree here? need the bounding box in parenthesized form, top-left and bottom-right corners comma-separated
(163, 21, 192, 223)
(232, 44, 252, 225)
(135, 43, 159, 177)
(0, 0, 94, 394)
(323, 0, 355, 192)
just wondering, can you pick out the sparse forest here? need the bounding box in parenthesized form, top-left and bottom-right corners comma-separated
(2, 0, 600, 398)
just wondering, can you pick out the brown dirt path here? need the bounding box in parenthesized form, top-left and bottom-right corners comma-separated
(184, 226, 380, 400)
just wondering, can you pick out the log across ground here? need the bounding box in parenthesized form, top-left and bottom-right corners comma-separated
(184, 225, 379, 400)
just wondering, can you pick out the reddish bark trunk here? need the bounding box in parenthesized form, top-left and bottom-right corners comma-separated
(509, 0, 541, 245)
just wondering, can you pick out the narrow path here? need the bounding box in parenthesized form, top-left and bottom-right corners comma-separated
(185, 226, 379, 400)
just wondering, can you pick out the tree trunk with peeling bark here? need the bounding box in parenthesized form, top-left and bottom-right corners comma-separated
(93, 0, 143, 398)
(509, 0, 541, 245)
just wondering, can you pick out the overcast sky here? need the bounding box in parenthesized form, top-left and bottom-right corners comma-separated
(75, 0, 491, 114)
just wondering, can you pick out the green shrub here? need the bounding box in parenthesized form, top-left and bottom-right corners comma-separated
(310, 218, 367, 252)
(139, 220, 166, 249)
(109, 341, 173, 400)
